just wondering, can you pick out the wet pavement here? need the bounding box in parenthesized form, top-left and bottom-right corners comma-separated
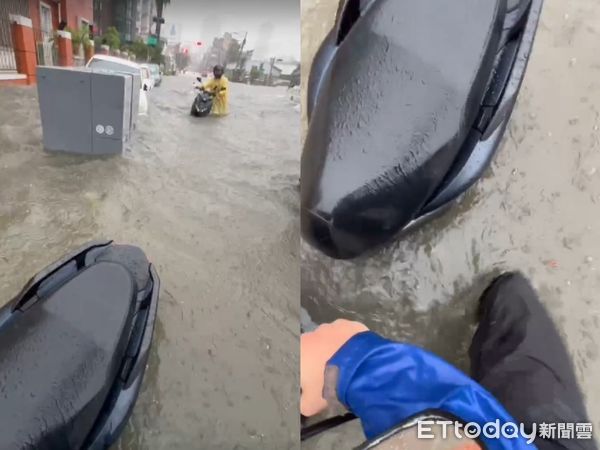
(0, 75, 299, 448)
(301, 0, 600, 446)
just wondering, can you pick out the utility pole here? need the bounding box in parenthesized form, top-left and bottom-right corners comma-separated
(267, 57, 283, 86)
(267, 56, 275, 86)
(236, 32, 248, 69)
(234, 32, 248, 82)
(154, 0, 167, 41)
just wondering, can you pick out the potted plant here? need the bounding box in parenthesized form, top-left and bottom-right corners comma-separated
(67, 25, 91, 65)
(100, 27, 121, 55)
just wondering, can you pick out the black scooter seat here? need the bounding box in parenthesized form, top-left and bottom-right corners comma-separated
(0, 262, 136, 450)
(0, 241, 159, 449)
(302, 0, 505, 258)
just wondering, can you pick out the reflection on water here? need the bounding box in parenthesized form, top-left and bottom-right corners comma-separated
(0, 76, 300, 448)
(301, 0, 600, 441)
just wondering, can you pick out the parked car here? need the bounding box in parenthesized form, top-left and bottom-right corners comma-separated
(86, 54, 153, 115)
(147, 63, 162, 87)
(140, 66, 154, 91)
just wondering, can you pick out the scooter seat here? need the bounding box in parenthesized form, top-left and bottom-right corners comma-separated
(0, 262, 136, 450)
(302, 0, 504, 258)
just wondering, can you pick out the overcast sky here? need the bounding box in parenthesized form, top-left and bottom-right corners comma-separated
(162, 0, 300, 60)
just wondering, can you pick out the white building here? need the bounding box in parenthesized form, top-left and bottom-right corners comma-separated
(273, 62, 298, 78)
(166, 23, 183, 45)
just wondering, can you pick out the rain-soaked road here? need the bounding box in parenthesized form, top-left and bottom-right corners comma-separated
(301, 0, 600, 446)
(0, 75, 299, 448)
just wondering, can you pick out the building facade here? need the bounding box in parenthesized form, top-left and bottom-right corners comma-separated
(136, 0, 154, 41)
(92, 0, 112, 36)
(1, 0, 93, 73)
(93, 0, 137, 42)
(202, 32, 236, 70)
(60, 0, 93, 31)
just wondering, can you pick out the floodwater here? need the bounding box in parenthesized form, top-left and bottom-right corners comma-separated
(301, 0, 600, 446)
(0, 76, 300, 448)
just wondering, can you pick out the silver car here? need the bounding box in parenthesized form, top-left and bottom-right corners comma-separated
(144, 63, 162, 87)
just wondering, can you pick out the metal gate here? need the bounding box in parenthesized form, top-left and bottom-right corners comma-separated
(35, 1, 55, 66)
(0, 0, 30, 71)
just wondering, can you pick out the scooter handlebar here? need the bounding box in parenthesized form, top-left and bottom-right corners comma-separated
(195, 86, 226, 95)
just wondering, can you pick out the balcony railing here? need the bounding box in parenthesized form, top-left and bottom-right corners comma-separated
(0, 0, 29, 71)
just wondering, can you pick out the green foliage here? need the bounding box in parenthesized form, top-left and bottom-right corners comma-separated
(149, 45, 165, 65)
(122, 38, 164, 64)
(129, 39, 148, 59)
(249, 66, 260, 82)
(66, 25, 91, 49)
(101, 26, 121, 50)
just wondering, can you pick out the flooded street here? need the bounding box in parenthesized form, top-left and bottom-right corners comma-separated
(301, 0, 600, 445)
(0, 75, 299, 448)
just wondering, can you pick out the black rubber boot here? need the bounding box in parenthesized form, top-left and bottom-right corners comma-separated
(469, 272, 597, 450)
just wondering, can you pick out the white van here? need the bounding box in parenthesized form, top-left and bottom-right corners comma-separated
(86, 54, 153, 115)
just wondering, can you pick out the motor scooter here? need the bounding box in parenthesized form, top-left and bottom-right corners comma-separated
(190, 76, 225, 117)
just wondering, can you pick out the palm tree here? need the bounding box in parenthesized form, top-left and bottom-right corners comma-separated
(155, 0, 170, 41)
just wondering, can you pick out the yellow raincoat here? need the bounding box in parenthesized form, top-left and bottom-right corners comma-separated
(201, 76, 229, 116)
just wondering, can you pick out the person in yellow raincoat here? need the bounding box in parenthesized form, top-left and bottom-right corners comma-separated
(200, 65, 229, 116)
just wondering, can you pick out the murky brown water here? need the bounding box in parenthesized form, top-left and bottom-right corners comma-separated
(0, 75, 300, 449)
(301, 0, 600, 446)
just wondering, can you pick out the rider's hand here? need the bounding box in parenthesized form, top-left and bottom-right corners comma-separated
(301, 319, 368, 417)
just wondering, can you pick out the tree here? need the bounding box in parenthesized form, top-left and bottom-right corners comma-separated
(101, 26, 121, 50)
(155, 0, 171, 41)
(123, 39, 164, 64)
(149, 45, 164, 65)
(249, 66, 260, 83)
(129, 39, 150, 61)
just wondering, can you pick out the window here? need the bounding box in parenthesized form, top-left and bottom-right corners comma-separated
(39, 2, 53, 41)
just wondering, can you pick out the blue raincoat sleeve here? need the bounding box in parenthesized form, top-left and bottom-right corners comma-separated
(327, 331, 535, 449)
